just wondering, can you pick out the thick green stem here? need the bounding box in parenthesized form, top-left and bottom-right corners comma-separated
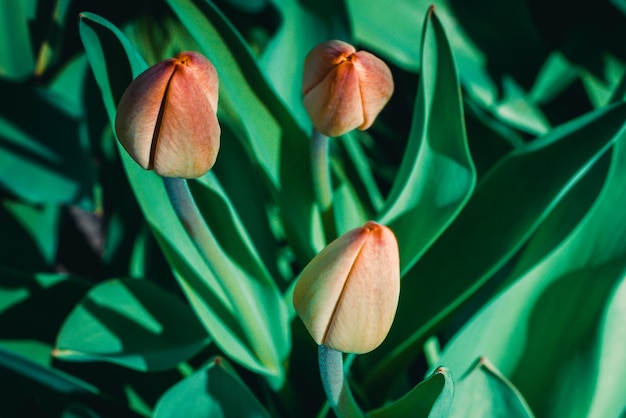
(311, 129, 333, 210)
(318, 345, 364, 418)
(162, 177, 272, 363)
(311, 129, 336, 241)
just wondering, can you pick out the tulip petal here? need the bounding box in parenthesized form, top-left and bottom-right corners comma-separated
(178, 52, 219, 113)
(293, 226, 370, 345)
(324, 222, 400, 353)
(303, 61, 364, 137)
(353, 51, 395, 131)
(152, 60, 220, 178)
(115, 59, 176, 170)
(302, 40, 356, 95)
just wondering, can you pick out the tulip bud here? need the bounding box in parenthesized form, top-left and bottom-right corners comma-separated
(115, 51, 220, 178)
(302, 40, 394, 137)
(293, 221, 400, 354)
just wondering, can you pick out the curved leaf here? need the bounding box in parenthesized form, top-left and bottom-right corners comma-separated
(0, 0, 35, 79)
(449, 358, 533, 418)
(0, 200, 59, 271)
(0, 346, 138, 417)
(54, 278, 210, 372)
(378, 7, 476, 274)
(0, 73, 95, 207)
(153, 357, 270, 418)
(368, 367, 454, 418)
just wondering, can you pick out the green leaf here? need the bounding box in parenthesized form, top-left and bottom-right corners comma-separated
(153, 357, 270, 418)
(78, 12, 143, 119)
(448, 359, 533, 418)
(436, 129, 626, 417)
(0, 200, 59, 271)
(366, 100, 626, 394)
(0, 269, 89, 343)
(0, 0, 36, 79)
(54, 278, 210, 372)
(345, 0, 498, 110)
(79, 11, 290, 386)
(166, 0, 321, 263)
(368, 367, 454, 418)
(0, 77, 95, 207)
(0, 345, 139, 417)
(345, 0, 426, 72)
(586, 272, 626, 418)
(493, 76, 550, 136)
(378, 7, 476, 274)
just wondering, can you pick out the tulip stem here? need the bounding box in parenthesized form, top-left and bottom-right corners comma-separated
(318, 345, 364, 418)
(162, 177, 260, 349)
(311, 129, 336, 241)
(161, 177, 231, 293)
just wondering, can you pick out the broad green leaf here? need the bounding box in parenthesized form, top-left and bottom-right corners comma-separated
(436, 130, 626, 417)
(586, 273, 626, 418)
(0, 0, 35, 79)
(0, 345, 139, 417)
(366, 101, 626, 392)
(259, 0, 350, 129)
(368, 367, 454, 418)
(54, 278, 211, 372)
(166, 0, 322, 263)
(0, 200, 59, 271)
(153, 357, 270, 418)
(0, 269, 89, 343)
(0, 76, 95, 207)
(378, 8, 476, 274)
(448, 359, 533, 418)
(79, 12, 290, 386)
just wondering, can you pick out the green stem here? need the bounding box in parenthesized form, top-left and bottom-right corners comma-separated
(311, 129, 333, 210)
(162, 177, 271, 362)
(318, 345, 364, 418)
(311, 129, 336, 241)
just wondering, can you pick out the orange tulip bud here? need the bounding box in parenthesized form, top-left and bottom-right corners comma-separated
(302, 40, 394, 137)
(115, 51, 220, 178)
(293, 221, 400, 354)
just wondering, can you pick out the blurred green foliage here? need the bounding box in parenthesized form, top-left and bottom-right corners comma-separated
(1, 0, 626, 417)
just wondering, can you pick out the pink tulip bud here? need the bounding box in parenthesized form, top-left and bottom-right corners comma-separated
(293, 221, 400, 354)
(115, 51, 220, 178)
(302, 40, 394, 137)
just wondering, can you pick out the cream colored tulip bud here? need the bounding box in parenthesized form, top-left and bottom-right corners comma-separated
(115, 51, 220, 178)
(293, 221, 400, 354)
(302, 40, 394, 137)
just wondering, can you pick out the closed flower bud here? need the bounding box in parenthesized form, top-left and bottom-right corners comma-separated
(302, 40, 394, 137)
(293, 221, 400, 354)
(115, 51, 220, 178)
